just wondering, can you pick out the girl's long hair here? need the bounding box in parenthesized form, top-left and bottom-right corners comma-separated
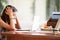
(1, 5, 17, 24)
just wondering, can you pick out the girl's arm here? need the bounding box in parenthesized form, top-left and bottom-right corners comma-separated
(15, 16, 21, 29)
(0, 17, 14, 30)
(6, 7, 16, 30)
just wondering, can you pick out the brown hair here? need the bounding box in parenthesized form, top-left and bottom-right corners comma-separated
(1, 5, 17, 24)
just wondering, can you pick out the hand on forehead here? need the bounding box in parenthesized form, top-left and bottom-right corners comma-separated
(6, 7, 13, 12)
(6, 7, 12, 10)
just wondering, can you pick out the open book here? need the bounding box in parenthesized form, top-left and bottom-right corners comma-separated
(47, 12, 60, 31)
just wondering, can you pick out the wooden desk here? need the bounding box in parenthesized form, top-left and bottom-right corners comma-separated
(1, 31, 60, 40)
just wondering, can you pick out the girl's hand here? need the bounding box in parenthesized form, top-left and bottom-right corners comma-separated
(5, 7, 13, 16)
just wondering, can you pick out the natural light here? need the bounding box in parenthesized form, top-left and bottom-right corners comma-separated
(7, 0, 47, 31)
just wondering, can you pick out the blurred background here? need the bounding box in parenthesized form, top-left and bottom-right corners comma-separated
(0, 0, 60, 30)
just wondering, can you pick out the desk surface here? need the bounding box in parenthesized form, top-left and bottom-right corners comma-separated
(1, 31, 60, 40)
(1, 31, 60, 37)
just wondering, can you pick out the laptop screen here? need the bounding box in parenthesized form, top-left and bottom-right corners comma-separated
(51, 14, 60, 19)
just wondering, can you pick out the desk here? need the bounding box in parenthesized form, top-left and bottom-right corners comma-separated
(1, 31, 60, 40)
